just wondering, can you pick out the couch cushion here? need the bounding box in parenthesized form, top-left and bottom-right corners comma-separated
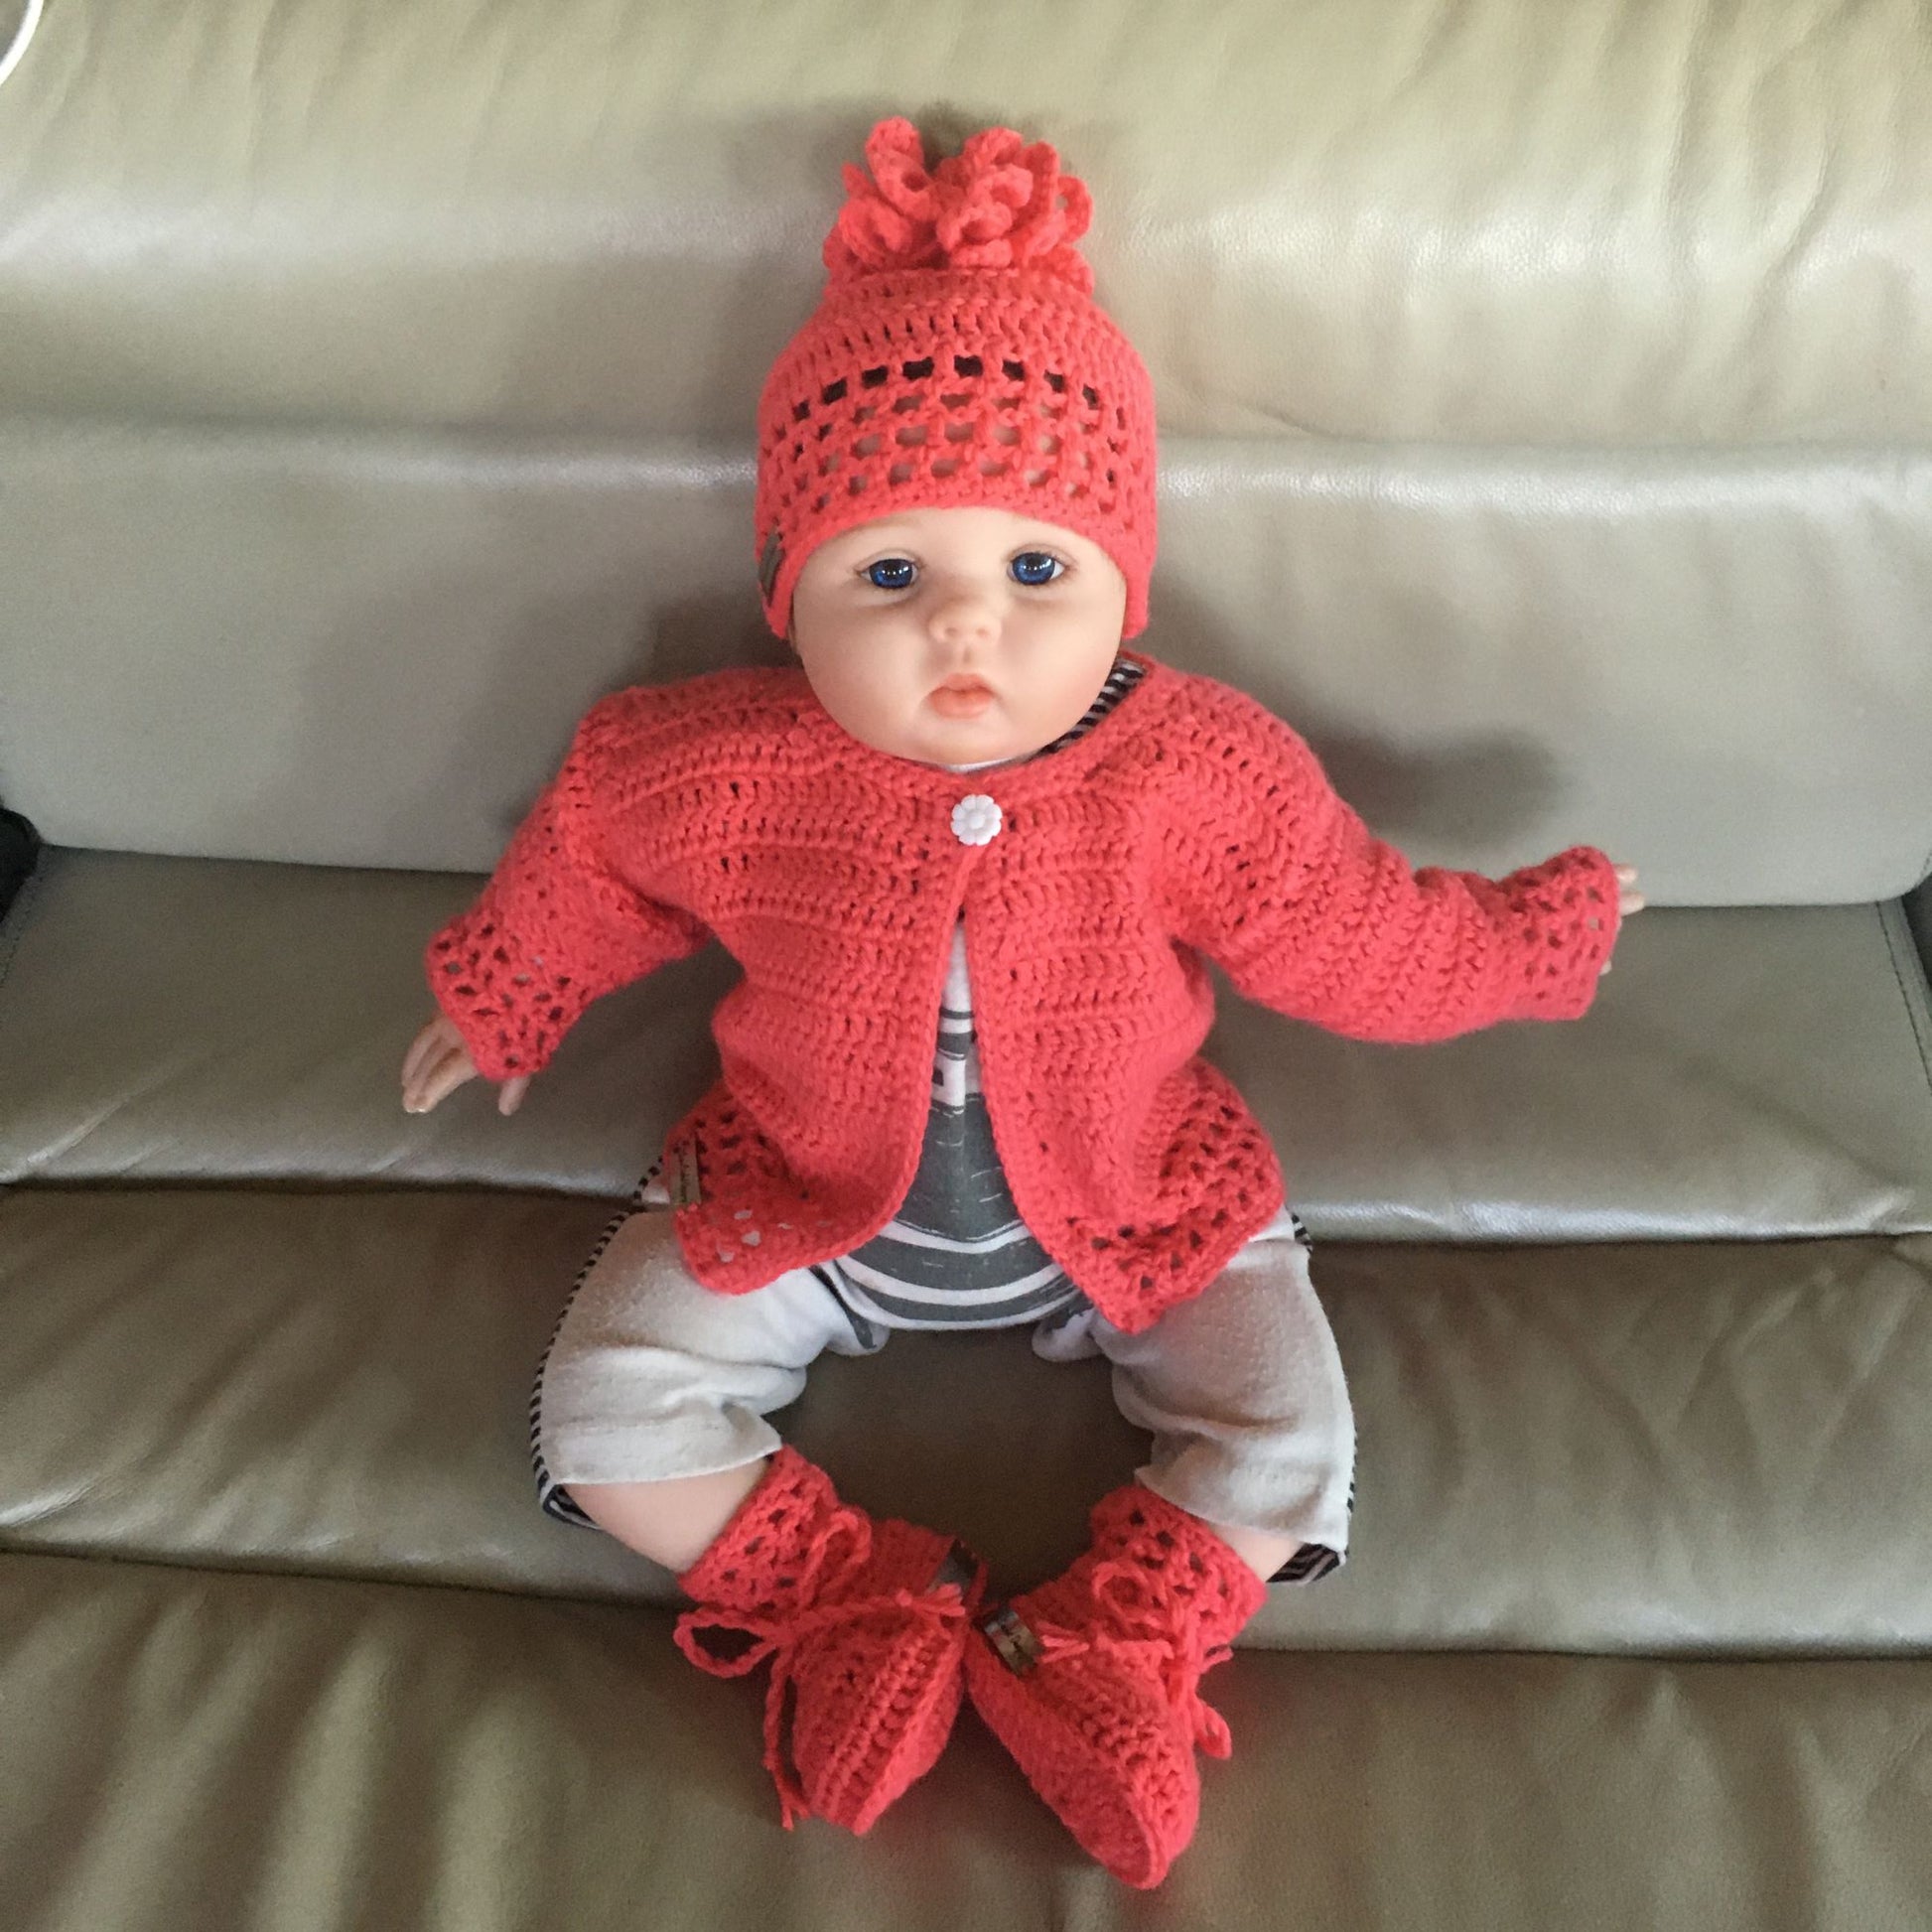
(3, 0, 1925, 447)
(5, 1185, 1928, 1654)
(4, 850, 1929, 1242)
(6, 422, 1932, 899)
(4, 1549, 1929, 1932)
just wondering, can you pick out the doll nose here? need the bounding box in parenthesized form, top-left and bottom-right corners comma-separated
(928, 587, 1000, 645)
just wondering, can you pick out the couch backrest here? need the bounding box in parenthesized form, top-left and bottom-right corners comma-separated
(3, 0, 1929, 901)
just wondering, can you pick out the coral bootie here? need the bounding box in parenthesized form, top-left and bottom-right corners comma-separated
(672, 1447, 986, 1834)
(964, 1483, 1267, 1886)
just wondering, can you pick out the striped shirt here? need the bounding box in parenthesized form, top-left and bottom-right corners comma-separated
(821, 656, 1147, 1333)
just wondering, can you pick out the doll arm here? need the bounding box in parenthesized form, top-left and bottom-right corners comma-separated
(1159, 689, 1621, 1043)
(424, 697, 712, 1081)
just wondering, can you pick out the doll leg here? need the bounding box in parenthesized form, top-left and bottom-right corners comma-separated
(532, 1204, 983, 1834)
(964, 1209, 1350, 1885)
(532, 1203, 884, 1568)
(1081, 1206, 1355, 1581)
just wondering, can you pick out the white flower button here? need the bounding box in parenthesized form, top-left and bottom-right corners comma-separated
(951, 794, 1003, 845)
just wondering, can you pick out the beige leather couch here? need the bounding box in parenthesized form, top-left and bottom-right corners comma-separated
(5, 1, 1931, 1924)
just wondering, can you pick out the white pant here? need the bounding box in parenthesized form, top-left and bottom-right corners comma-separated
(531, 1199, 1355, 1579)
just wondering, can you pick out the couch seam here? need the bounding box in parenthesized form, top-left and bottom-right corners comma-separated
(0, 1537, 682, 1619)
(1, 1174, 1928, 1239)
(1, 1544, 1925, 1663)
(1877, 898, 1932, 1100)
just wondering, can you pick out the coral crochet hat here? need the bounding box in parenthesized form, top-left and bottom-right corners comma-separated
(754, 115, 1159, 641)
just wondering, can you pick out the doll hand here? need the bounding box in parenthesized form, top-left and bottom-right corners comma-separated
(1597, 865, 1646, 975)
(400, 1012, 532, 1116)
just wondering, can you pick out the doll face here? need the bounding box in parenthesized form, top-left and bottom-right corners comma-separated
(787, 506, 1129, 767)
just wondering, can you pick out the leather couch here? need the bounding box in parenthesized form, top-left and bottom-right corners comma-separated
(4, 0, 1931, 1924)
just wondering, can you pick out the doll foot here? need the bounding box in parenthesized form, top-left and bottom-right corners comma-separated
(963, 1483, 1266, 1886)
(673, 1447, 986, 1834)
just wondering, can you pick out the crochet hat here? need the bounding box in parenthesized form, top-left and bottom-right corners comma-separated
(755, 116, 1159, 641)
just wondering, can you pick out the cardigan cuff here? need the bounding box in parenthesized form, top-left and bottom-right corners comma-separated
(423, 907, 573, 1084)
(1497, 845, 1622, 1022)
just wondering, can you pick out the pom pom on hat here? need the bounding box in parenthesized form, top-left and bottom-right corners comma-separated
(755, 116, 1159, 643)
(824, 115, 1096, 294)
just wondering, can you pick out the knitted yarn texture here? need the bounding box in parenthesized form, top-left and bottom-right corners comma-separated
(674, 1447, 985, 1832)
(754, 115, 1159, 640)
(965, 1482, 1269, 1887)
(426, 650, 1621, 1332)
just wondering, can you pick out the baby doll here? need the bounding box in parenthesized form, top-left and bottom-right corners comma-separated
(400, 116, 1643, 1888)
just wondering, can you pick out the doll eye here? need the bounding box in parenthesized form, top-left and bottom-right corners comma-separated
(862, 552, 1064, 591)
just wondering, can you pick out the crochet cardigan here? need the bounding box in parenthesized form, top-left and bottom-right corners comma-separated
(427, 647, 1620, 1332)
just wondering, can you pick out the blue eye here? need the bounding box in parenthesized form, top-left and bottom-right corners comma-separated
(861, 552, 1064, 591)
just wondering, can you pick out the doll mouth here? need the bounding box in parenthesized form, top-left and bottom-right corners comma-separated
(930, 678, 995, 717)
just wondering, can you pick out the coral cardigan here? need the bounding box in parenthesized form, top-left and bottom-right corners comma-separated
(427, 648, 1620, 1332)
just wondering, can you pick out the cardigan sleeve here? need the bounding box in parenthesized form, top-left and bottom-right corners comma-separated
(1159, 686, 1622, 1043)
(424, 694, 713, 1081)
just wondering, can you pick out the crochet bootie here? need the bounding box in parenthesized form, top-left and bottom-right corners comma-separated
(672, 1447, 986, 1834)
(964, 1482, 1267, 1887)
